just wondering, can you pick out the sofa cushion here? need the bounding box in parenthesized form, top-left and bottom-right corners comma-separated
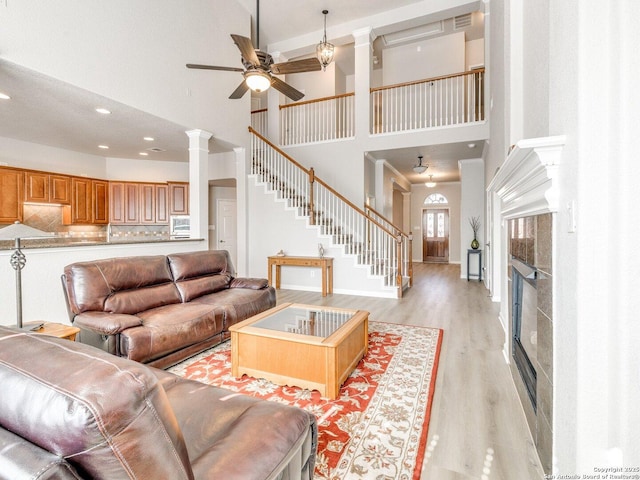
(168, 251, 235, 302)
(192, 287, 276, 328)
(0, 328, 194, 480)
(120, 303, 225, 363)
(64, 256, 181, 315)
(156, 370, 317, 480)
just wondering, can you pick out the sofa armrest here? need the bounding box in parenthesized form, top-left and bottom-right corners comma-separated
(230, 277, 269, 290)
(73, 311, 143, 335)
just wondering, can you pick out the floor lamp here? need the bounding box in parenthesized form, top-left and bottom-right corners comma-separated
(0, 221, 52, 329)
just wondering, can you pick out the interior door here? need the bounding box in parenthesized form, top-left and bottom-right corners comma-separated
(422, 208, 449, 263)
(216, 199, 237, 270)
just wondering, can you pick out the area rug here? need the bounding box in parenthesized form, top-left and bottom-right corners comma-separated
(169, 321, 443, 480)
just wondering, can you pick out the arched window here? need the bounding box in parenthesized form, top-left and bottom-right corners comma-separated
(424, 193, 448, 204)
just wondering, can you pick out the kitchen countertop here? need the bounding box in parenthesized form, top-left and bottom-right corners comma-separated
(0, 236, 204, 251)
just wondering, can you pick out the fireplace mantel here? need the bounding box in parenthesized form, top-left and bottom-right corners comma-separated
(487, 135, 565, 219)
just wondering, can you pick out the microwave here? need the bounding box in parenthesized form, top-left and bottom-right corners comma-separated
(170, 215, 191, 238)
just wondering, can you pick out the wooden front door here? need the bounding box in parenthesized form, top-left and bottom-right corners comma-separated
(423, 209, 449, 263)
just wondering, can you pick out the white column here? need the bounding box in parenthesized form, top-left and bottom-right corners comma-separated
(186, 129, 213, 242)
(233, 146, 248, 276)
(352, 27, 374, 139)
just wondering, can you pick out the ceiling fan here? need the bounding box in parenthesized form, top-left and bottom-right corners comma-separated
(186, 1, 321, 101)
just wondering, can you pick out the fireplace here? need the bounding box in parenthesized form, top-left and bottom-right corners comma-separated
(511, 257, 539, 412)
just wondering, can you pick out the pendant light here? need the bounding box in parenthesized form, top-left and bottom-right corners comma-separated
(425, 175, 437, 188)
(317, 10, 335, 71)
(413, 155, 428, 174)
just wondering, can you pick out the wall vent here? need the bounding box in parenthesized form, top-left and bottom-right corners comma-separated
(454, 13, 472, 30)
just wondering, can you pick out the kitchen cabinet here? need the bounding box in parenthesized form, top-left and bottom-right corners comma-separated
(155, 184, 169, 224)
(110, 181, 168, 225)
(168, 182, 189, 215)
(92, 180, 109, 224)
(0, 167, 23, 223)
(64, 177, 91, 224)
(63, 178, 109, 225)
(24, 172, 70, 205)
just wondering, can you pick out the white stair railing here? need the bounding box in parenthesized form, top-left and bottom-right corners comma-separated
(371, 69, 485, 134)
(280, 93, 355, 146)
(250, 127, 411, 297)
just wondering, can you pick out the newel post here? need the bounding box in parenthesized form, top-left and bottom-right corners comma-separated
(396, 234, 403, 298)
(309, 167, 315, 225)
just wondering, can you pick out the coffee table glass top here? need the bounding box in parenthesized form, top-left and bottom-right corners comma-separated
(251, 305, 355, 339)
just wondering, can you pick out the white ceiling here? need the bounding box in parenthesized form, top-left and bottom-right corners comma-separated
(0, 0, 484, 182)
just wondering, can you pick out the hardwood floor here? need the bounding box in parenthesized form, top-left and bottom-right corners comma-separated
(275, 262, 545, 480)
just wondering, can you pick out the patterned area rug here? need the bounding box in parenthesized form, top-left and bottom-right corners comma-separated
(169, 321, 442, 480)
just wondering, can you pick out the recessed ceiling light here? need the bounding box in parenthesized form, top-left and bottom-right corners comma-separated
(468, 143, 476, 148)
(95, 107, 111, 114)
(98, 145, 109, 149)
(0, 92, 10, 100)
(143, 137, 155, 141)
(139, 152, 149, 156)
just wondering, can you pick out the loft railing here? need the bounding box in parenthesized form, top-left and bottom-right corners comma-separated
(279, 93, 355, 146)
(371, 68, 485, 134)
(365, 205, 413, 287)
(251, 108, 268, 136)
(249, 126, 411, 297)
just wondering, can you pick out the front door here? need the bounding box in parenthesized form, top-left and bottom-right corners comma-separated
(422, 208, 449, 263)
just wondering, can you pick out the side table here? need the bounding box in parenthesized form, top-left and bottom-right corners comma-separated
(24, 322, 80, 341)
(467, 249, 482, 282)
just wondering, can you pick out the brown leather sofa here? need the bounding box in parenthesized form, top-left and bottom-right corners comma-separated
(62, 250, 275, 369)
(0, 326, 317, 480)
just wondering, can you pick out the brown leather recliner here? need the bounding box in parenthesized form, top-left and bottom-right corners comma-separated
(0, 326, 317, 480)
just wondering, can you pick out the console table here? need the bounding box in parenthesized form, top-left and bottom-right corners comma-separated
(467, 249, 483, 282)
(267, 256, 334, 297)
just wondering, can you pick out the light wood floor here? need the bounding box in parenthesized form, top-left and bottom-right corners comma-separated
(275, 262, 545, 480)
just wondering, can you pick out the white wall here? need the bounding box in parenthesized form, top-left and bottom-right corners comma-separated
(0, 136, 108, 178)
(488, 0, 640, 473)
(466, 38, 485, 68)
(459, 159, 484, 278)
(383, 32, 466, 85)
(106, 158, 188, 182)
(0, 0, 251, 148)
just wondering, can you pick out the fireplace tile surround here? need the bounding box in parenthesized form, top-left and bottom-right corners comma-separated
(508, 213, 553, 473)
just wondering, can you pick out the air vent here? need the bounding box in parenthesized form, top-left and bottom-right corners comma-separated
(454, 13, 472, 30)
(147, 147, 165, 152)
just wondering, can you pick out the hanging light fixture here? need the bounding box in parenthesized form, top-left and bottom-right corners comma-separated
(317, 10, 335, 71)
(413, 155, 428, 174)
(425, 175, 437, 188)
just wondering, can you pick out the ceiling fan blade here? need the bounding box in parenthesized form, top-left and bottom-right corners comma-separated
(271, 77, 305, 102)
(271, 57, 322, 75)
(186, 63, 244, 72)
(229, 81, 250, 99)
(230, 34, 260, 67)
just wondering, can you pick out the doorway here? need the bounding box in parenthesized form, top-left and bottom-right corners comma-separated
(422, 208, 449, 263)
(216, 199, 237, 268)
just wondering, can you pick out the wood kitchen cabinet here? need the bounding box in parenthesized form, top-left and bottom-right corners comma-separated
(110, 181, 168, 225)
(24, 172, 70, 205)
(0, 167, 23, 223)
(92, 180, 109, 224)
(63, 177, 109, 225)
(168, 182, 189, 215)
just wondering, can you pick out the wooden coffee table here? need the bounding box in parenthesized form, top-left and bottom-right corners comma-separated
(228, 303, 369, 399)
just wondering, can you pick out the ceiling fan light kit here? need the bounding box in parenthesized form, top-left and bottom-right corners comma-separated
(244, 70, 272, 93)
(317, 10, 335, 71)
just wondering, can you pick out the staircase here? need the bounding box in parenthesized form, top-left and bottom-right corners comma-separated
(249, 127, 413, 298)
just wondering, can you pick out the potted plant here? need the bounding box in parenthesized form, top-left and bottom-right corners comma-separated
(469, 216, 481, 249)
